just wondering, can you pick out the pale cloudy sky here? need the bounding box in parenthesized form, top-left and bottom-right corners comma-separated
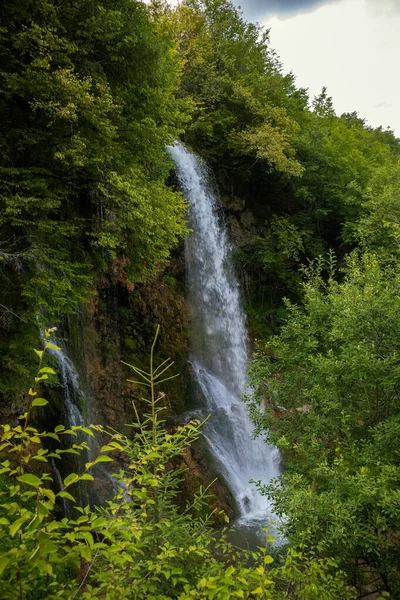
(238, 0, 400, 134)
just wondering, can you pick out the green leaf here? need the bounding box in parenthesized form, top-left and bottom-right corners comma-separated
(38, 501, 50, 516)
(91, 517, 108, 529)
(92, 455, 113, 465)
(10, 516, 27, 537)
(17, 473, 41, 488)
(0, 556, 9, 577)
(43, 489, 56, 502)
(82, 427, 94, 437)
(80, 545, 92, 562)
(32, 398, 48, 407)
(39, 367, 56, 375)
(82, 531, 94, 548)
(225, 566, 235, 577)
(63, 473, 79, 487)
(45, 343, 61, 351)
(58, 490, 76, 503)
(101, 442, 123, 452)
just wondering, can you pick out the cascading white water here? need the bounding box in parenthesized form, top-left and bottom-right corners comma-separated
(50, 344, 121, 501)
(46, 344, 92, 509)
(51, 348, 87, 431)
(167, 142, 280, 524)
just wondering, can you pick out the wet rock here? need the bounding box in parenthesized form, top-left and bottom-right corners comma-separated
(180, 440, 236, 521)
(222, 195, 246, 214)
(356, 559, 387, 600)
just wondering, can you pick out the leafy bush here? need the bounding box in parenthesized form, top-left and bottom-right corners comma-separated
(0, 327, 278, 599)
(248, 252, 400, 597)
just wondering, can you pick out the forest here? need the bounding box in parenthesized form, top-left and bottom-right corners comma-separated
(0, 0, 399, 598)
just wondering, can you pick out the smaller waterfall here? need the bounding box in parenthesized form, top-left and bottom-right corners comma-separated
(47, 344, 93, 510)
(167, 142, 280, 526)
(46, 340, 116, 511)
(51, 348, 87, 430)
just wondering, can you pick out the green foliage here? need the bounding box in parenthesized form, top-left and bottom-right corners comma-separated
(352, 161, 400, 256)
(2, 0, 400, 596)
(169, 0, 303, 177)
(0, 329, 281, 599)
(276, 548, 357, 600)
(293, 97, 400, 257)
(0, 0, 188, 320)
(244, 216, 305, 299)
(0, 0, 191, 408)
(248, 252, 400, 596)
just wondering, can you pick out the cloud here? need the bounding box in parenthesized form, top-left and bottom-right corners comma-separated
(374, 102, 394, 110)
(366, 0, 400, 15)
(258, 0, 400, 134)
(237, 0, 339, 21)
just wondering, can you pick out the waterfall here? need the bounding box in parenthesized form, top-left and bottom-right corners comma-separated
(167, 142, 280, 524)
(50, 348, 87, 432)
(46, 344, 92, 510)
(41, 338, 119, 513)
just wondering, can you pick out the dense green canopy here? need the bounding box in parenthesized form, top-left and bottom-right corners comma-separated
(1, 0, 400, 597)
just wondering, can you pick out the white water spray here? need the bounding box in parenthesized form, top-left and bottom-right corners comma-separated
(45, 340, 119, 511)
(51, 348, 87, 431)
(167, 142, 280, 524)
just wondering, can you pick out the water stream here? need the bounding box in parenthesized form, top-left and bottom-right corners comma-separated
(167, 142, 280, 527)
(47, 344, 92, 511)
(47, 343, 115, 513)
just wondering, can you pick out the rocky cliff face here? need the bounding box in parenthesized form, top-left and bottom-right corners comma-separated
(62, 254, 190, 435)
(15, 187, 254, 517)
(222, 194, 258, 248)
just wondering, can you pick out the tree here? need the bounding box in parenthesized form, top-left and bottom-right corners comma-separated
(248, 252, 400, 596)
(0, 0, 189, 405)
(168, 0, 303, 177)
(0, 0, 188, 317)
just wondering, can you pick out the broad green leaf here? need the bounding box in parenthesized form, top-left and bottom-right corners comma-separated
(63, 473, 79, 487)
(39, 367, 56, 375)
(91, 517, 108, 529)
(38, 501, 50, 516)
(43, 488, 56, 502)
(17, 473, 41, 488)
(81, 427, 94, 437)
(0, 556, 9, 577)
(58, 491, 76, 503)
(80, 545, 92, 562)
(81, 531, 94, 548)
(92, 455, 113, 465)
(45, 343, 61, 350)
(32, 398, 48, 407)
(10, 516, 27, 537)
